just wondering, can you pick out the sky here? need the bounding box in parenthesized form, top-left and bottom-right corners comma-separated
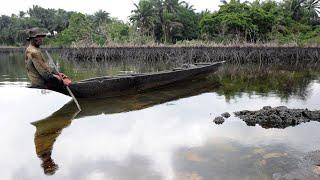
(0, 0, 222, 22)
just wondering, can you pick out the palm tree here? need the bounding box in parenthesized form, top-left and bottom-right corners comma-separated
(164, 0, 180, 13)
(289, 0, 305, 20)
(162, 0, 183, 42)
(93, 10, 111, 26)
(283, 0, 319, 21)
(19, 11, 26, 18)
(180, 1, 195, 11)
(304, 0, 320, 20)
(130, 0, 155, 36)
(220, 0, 228, 5)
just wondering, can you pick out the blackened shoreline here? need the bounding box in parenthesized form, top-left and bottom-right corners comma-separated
(1, 46, 320, 66)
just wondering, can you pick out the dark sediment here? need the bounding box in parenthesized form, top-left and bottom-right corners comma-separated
(213, 116, 225, 124)
(234, 106, 320, 129)
(221, 112, 231, 118)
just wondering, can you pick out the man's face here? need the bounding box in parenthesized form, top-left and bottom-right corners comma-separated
(33, 36, 45, 46)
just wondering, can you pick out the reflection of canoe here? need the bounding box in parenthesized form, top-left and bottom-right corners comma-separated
(55, 62, 224, 98)
(38, 76, 221, 121)
(30, 77, 220, 175)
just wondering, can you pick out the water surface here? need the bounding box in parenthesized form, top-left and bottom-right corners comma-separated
(0, 52, 320, 180)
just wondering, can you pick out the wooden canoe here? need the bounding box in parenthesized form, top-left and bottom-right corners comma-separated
(52, 62, 224, 98)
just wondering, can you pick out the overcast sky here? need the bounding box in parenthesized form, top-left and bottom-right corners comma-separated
(1, 0, 222, 22)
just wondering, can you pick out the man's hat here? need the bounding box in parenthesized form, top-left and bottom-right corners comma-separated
(26, 27, 47, 41)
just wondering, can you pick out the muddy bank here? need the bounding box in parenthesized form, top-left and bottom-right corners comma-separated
(234, 106, 320, 129)
(57, 47, 320, 66)
(1, 47, 320, 66)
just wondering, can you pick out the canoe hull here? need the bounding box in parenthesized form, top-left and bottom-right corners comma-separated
(59, 62, 223, 98)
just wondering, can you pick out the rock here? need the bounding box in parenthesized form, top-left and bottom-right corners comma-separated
(213, 116, 225, 124)
(221, 112, 231, 118)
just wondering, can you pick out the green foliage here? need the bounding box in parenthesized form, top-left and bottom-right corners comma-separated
(130, 0, 200, 43)
(0, 0, 320, 46)
(200, 0, 319, 44)
(106, 21, 130, 42)
(200, 0, 276, 42)
(130, 0, 155, 36)
(51, 13, 93, 46)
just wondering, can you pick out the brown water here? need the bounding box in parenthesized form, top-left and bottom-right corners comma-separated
(0, 52, 320, 180)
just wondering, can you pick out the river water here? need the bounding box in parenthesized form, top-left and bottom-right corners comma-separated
(1, 52, 320, 180)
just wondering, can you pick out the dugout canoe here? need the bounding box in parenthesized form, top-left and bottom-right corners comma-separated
(53, 62, 224, 98)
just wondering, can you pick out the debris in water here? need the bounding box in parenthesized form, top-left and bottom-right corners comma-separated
(234, 106, 320, 129)
(213, 116, 225, 124)
(221, 112, 231, 118)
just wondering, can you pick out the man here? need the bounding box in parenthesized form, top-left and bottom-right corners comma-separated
(25, 27, 71, 90)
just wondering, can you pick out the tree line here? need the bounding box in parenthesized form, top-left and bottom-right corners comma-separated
(0, 0, 319, 47)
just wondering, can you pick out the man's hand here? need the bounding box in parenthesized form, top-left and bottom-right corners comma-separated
(62, 78, 72, 86)
(58, 73, 68, 79)
(59, 73, 72, 86)
(53, 74, 62, 81)
(53, 73, 72, 86)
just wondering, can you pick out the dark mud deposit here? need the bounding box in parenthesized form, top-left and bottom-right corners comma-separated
(234, 106, 320, 129)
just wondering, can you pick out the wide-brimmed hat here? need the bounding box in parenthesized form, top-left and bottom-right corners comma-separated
(26, 27, 47, 41)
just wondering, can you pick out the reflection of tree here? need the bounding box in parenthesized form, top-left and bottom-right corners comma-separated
(56, 56, 175, 82)
(211, 64, 320, 102)
(0, 53, 28, 82)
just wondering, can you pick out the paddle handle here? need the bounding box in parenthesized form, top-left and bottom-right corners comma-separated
(45, 50, 81, 111)
(66, 86, 81, 111)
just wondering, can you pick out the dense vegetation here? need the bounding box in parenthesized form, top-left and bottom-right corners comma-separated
(0, 0, 319, 47)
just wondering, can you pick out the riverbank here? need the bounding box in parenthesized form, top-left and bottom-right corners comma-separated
(1, 46, 320, 65)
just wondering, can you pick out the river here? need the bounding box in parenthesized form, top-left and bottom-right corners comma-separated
(0, 52, 320, 180)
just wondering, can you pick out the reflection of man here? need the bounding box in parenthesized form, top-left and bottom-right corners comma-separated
(25, 27, 70, 89)
(32, 104, 77, 175)
(33, 119, 71, 175)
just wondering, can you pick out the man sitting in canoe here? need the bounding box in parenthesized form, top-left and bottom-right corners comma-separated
(25, 27, 71, 90)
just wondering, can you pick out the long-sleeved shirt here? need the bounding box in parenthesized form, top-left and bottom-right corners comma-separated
(25, 44, 57, 87)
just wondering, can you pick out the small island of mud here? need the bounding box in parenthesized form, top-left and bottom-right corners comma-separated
(234, 106, 320, 129)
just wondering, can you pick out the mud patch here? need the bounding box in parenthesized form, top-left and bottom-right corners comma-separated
(234, 106, 320, 129)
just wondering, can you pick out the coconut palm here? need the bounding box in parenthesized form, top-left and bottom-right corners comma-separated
(164, 0, 180, 13)
(93, 10, 111, 26)
(130, 0, 155, 36)
(180, 1, 195, 11)
(304, 0, 320, 20)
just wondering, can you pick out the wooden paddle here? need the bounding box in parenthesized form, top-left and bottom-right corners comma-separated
(45, 50, 81, 111)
